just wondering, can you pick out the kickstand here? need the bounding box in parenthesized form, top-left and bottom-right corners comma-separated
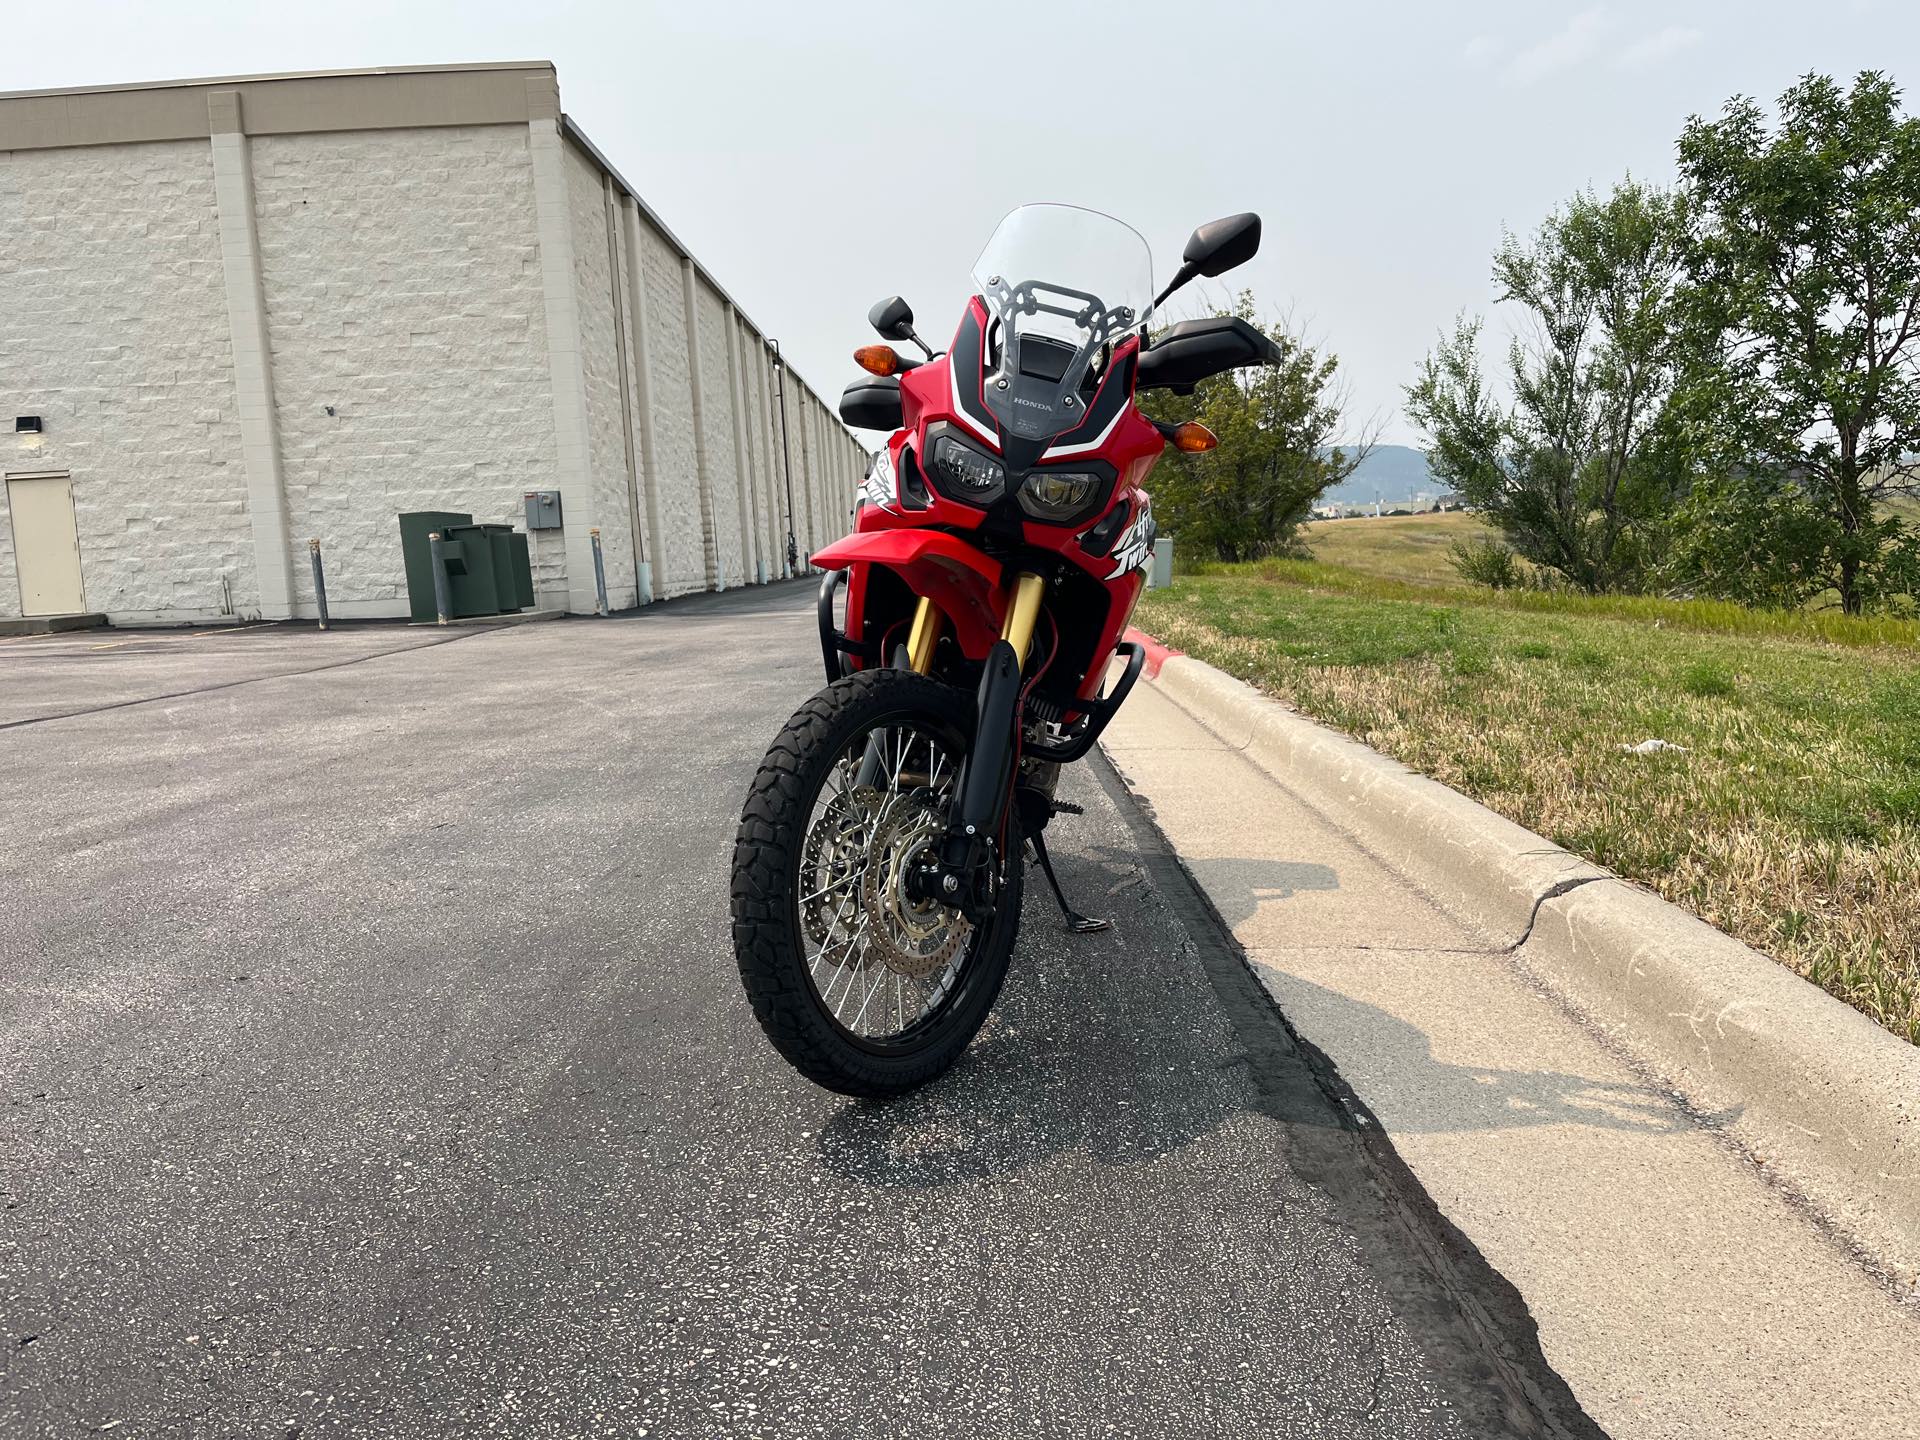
(1028, 827, 1113, 935)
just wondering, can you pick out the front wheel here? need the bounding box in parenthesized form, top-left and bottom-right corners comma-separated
(731, 669, 1024, 1097)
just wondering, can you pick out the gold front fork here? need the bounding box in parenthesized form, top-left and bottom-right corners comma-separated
(906, 571, 1043, 676)
(1000, 571, 1047, 668)
(906, 596, 944, 674)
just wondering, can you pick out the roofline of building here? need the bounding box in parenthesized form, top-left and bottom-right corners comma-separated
(0, 59, 555, 104)
(556, 112, 858, 438)
(0, 60, 558, 151)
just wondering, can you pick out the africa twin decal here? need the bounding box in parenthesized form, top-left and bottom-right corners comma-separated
(1108, 493, 1157, 578)
(861, 449, 898, 512)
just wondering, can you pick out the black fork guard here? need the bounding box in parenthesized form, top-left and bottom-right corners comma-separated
(935, 640, 1022, 921)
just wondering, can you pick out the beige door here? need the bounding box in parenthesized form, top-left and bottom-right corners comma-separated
(7, 474, 87, 616)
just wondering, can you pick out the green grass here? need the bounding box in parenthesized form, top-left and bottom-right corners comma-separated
(1291, 510, 1920, 642)
(1136, 561, 1920, 1044)
(1215, 553, 1920, 649)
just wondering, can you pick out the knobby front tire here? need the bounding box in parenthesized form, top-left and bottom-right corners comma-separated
(730, 669, 1024, 1098)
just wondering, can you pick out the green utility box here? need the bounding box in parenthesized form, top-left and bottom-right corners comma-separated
(442, 522, 521, 617)
(507, 531, 535, 609)
(398, 512, 534, 621)
(399, 510, 472, 623)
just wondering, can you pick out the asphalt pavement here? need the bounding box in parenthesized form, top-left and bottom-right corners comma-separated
(0, 583, 1600, 1438)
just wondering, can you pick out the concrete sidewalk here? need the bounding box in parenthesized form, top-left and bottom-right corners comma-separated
(1103, 677, 1920, 1440)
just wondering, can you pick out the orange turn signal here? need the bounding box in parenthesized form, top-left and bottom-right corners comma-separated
(1171, 421, 1218, 453)
(854, 344, 902, 377)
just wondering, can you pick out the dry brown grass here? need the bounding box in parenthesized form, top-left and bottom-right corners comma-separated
(1299, 511, 1493, 586)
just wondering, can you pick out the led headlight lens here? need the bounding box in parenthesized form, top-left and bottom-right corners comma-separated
(1019, 469, 1100, 519)
(929, 434, 1005, 499)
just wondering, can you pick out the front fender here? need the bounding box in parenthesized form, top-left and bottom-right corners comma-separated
(812, 529, 1005, 660)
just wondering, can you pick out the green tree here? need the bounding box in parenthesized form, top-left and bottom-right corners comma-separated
(1406, 180, 1688, 592)
(1140, 294, 1366, 563)
(1671, 71, 1920, 614)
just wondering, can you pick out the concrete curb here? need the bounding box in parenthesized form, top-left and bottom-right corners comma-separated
(0, 613, 106, 636)
(1120, 644, 1920, 1281)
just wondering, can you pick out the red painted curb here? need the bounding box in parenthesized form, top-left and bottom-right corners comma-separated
(1123, 626, 1182, 680)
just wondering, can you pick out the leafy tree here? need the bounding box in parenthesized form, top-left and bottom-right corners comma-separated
(1658, 468, 1841, 608)
(1671, 71, 1920, 614)
(1140, 294, 1367, 563)
(1406, 181, 1688, 592)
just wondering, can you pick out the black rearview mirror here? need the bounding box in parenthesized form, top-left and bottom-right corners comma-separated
(868, 296, 916, 341)
(1183, 213, 1262, 278)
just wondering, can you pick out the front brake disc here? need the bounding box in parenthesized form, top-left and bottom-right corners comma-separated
(860, 796, 971, 978)
(802, 786, 878, 953)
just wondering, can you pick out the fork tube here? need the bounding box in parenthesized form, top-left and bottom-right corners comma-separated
(856, 595, 944, 793)
(905, 597, 943, 674)
(1001, 572, 1046, 668)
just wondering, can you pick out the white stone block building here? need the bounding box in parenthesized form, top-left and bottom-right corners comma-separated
(0, 62, 868, 624)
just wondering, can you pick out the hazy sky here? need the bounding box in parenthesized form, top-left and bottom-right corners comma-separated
(6, 1, 1915, 444)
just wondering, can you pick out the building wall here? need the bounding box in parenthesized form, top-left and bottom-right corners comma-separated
(692, 277, 744, 587)
(250, 124, 559, 616)
(629, 214, 705, 598)
(0, 139, 254, 621)
(755, 342, 788, 577)
(0, 67, 869, 623)
(562, 143, 639, 608)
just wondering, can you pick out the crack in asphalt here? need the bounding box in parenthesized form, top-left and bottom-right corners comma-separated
(0, 630, 497, 732)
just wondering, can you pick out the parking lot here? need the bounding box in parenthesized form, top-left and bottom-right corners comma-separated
(0, 584, 1596, 1438)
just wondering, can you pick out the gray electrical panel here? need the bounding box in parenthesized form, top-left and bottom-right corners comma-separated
(524, 489, 563, 529)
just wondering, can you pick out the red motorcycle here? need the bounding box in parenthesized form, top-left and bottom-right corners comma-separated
(732, 204, 1279, 1095)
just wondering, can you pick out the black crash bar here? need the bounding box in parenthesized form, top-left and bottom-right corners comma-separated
(1022, 640, 1145, 764)
(817, 568, 1145, 761)
(818, 569, 863, 683)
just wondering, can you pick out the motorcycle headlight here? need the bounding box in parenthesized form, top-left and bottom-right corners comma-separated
(928, 433, 1006, 502)
(1018, 469, 1101, 521)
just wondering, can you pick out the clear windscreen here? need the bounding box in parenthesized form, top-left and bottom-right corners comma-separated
(970, 204, 1154, 443)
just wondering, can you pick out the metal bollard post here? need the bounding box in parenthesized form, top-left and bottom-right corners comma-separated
(590, 527, 610, 616)
(1149, 536, 1174, 590)
(309, 538, 330, 630)
(427, 531, 452, 625)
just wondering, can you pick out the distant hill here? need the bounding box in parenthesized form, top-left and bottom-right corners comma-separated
(1318, 444, 1436, 507)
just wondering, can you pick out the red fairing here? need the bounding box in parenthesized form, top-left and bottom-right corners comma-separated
(812, 529, 1004, 658)
(828, 296, 1163, 711)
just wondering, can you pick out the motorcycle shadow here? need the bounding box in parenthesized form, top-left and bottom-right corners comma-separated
(814, 846, 1704, 1191)
(812, 847, 1309, 1191)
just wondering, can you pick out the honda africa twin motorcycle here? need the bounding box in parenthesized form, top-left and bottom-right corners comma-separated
(731, 204, 1281, 1096)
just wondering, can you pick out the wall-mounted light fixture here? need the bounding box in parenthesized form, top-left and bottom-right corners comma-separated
(15, 416, 43, 434)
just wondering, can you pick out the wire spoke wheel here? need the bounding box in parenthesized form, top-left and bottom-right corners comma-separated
(733, 669, 1024, 1097)
(800, 721, 976, 1043)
